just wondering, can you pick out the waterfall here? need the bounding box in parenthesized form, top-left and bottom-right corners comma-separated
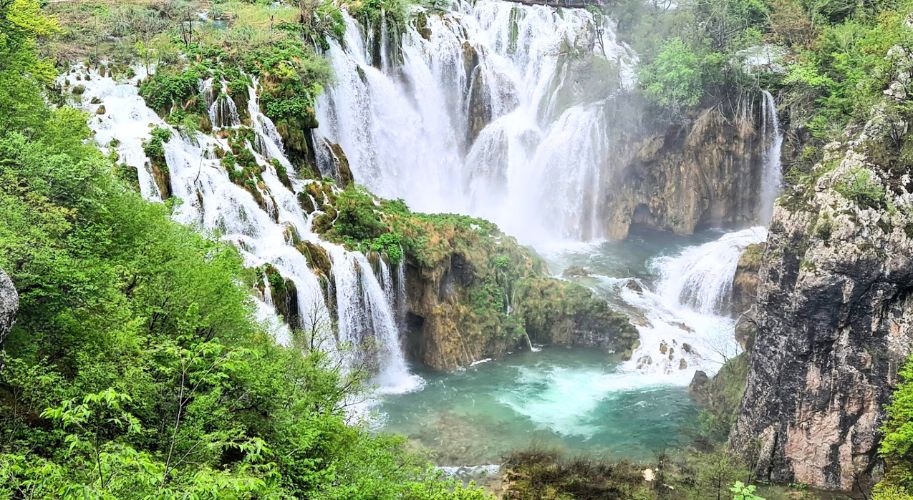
(654, 228, 766, 315)
(315, 1, 637, 243)
(331, 247, 423, 394)
(73, 67, 421, 395)
(759, 90, 783, 224)
(620, 227, 767, 378)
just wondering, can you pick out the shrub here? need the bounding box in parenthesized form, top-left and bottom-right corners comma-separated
(834, 167, 886, 209)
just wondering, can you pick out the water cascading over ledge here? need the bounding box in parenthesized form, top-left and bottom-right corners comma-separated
(314, 1, 785, 244)
(70, 67, 424, 395)
(315, 0, 638, 243)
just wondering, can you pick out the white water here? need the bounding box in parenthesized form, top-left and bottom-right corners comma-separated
(759, 90, 783, 224)
(70, 67, 422, 395)
(620, 227, 766, 378)
(316, 1, 636, 243)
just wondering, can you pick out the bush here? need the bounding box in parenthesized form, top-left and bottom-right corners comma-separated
(638, 38, 706, 115)
(139, 68, 203, 116)
(877, 355, 913, 495)
(834, 167, 886, 209)
(331, 185, 388, 241)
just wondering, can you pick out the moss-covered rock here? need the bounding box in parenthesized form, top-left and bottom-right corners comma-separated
(260, 264, 300, 329)
(307, 180, 638, 370)
(514, 278, 639, 357)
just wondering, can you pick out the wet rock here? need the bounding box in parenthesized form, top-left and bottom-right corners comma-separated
(689, 370, 709, 396)
(561, 266, 591, 278)
(731, 243, 764, 316)
(603, 104, 766, 239)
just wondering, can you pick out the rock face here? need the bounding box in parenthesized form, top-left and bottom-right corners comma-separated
(0, 269, 18, 349)
(400, 219, 637, 370)
(602, 106, 765, 239)
(731, 243, 764, 317)
(731, 100, 913, 490)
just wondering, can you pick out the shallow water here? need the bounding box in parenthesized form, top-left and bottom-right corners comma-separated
(377, 228, 765, 466)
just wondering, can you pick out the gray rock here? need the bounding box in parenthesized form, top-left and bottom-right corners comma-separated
(730, 99, 913, 491)
(0, 268, 18, 348)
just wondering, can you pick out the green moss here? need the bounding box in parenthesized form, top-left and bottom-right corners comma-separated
(695, 354, 750, 442)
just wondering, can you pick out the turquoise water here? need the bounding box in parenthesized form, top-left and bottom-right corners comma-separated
(377, 348, 699, 465)
(377, 229, 743, 466)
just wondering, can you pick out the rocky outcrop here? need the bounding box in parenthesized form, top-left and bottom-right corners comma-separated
(514, 278, 638, 357)
(731, 94, 913, 490)
(731, 243, 764, 317)
(0, 269, 18, 350)
(316, 139, 354, 187)
(602, 105, 766, 239)
(399, 217, 638, 371)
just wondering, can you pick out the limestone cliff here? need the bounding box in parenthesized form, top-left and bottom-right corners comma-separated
(398, 216, 638, 371)
(730, 66, 913, 489)
(601, 104, 766, 239)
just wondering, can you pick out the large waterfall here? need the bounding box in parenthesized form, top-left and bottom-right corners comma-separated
(73, 68, 422, 395)
(315, 1, 636, 243)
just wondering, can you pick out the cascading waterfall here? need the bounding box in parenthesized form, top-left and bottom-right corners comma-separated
(654, 229, 765, 315)
(315, 1, 637, 243)
(71, 67, 421, 395)
(329, 248, 423, 394)
(619, 227, 767, 378)
(759, 90, 783, 224)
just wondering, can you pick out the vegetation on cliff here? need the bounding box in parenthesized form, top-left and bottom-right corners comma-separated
(310, 184, 638, 370)
(877, 355, 913, 499)
(0, 2, 489, 497)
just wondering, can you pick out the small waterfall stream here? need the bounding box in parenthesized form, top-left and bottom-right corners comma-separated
(759, 90, 783, 224)
(620, 227, 767, 377)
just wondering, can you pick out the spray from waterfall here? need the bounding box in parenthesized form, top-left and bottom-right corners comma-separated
(315, 1, 637, 243)
(619, 227, 767, 378)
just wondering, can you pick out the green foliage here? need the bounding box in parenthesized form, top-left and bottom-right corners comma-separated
(139, 68, 204, 116)
(0, 6, 487, 497)
(695, 354, 751, 443)
(344, 0, 412, 29)
(877, 355, 913, 495)
(331, 185, 389, 241)
(142, 126, 172, 163)
(834, 167, 887, 209)
(730, 480, 765, 500)
(781, 1, 913, 136)
(638, 38, 707, 115)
